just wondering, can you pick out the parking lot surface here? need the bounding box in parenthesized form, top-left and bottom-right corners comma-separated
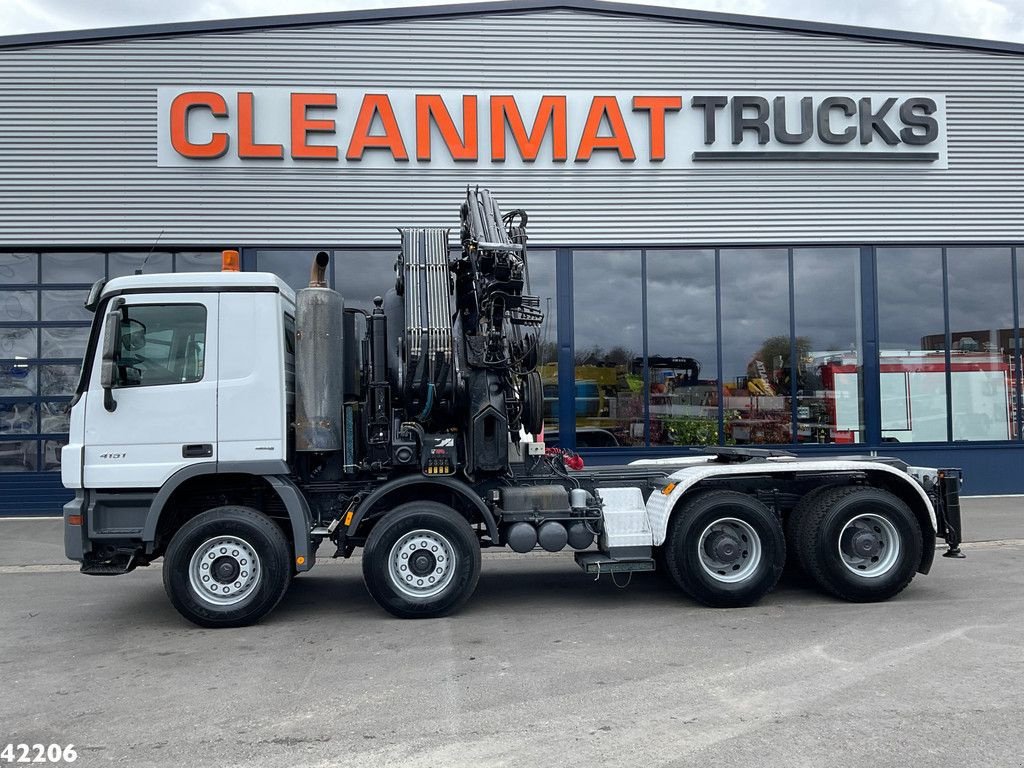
(2, 498, 1023, 767)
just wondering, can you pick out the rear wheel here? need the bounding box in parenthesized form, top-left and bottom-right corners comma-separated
(664, 490, 786, 608)
(362, 501, 481, 619)
(786, 485, 838, 576)
(797, 486, 922, 602)
(163, 505, 292, 628)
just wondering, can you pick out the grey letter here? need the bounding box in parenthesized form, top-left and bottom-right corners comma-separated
(859, 97, 899, 145)
(773, 96, 813, 144)
(899, 98, 939, 145)
(817, 97, 857, 145)
(731, 96, 770, 145)
(691, 95, 728, 144)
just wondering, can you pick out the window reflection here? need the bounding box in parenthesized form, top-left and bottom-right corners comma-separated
(0, 327, 36, 359)
(524, 251, 557, 437)
(41, 327, 88, 359)
(256, 250, 323, 291)
(0, 361, 35, 396)
(41, 253, 104, 283)
(40, 402, 70, 434)
(332, 250, 399, 313)
(794, 248, 863, 443)
(42, 290, 91, 322)
(877, 248, 947, 442)
(647, 250, 719, 446)
(946, 248, 1014, 441)
(0, 291, 37, 322)
(720, 249, 791, 444)
(0, 440, 36, 472)
(175, 252, 222, 272)
(109, 251, 173, 278)
(40, 364, 80, 396)
(0, 253, 38, 284)
(0, 402, 36, 435)
(573, 250, 643, 447)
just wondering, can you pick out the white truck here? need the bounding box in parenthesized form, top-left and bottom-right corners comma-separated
(61, 189, 964, 627)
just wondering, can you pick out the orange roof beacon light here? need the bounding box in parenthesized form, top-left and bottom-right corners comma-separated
(221, 249, 241, 272)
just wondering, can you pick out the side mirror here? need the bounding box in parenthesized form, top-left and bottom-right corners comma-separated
(100, 310, 121, 412)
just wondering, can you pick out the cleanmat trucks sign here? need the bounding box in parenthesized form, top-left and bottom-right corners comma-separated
(157, 88, 947, 170)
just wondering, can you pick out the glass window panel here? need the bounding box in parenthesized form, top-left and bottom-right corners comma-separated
(40, 401, 70, 434)
(573, 250, 643, 447)
(175, 252, 222, 272)
(42, 252, 104, 284)
(43, 438, 66, 471)
(42, 290, 91, 322)
(114, 304, 206, 387)
(0, 440, 37, 472)
(0, 290, 37, 322)
(0, 402, 36, 435)
(0, 327, 36, 359)
(0, 253, 38, 284)
(256, 250, 322, 291)
(527, 250, 558, 437)
(646, 250, 719, 446)
(0, 361, 35, 396)
(41, 327, 88, 359)
(877, 248, 947, 443)
(332, 250, 400, 313)
(720, 249, 791, 444)
(108, 251, 173, 279)
(39, 364, 80, 396)
(946, 248, 1014, 441)
(793, 248, 864, 444)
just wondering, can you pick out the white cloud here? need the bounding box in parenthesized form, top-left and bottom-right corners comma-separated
(1, 0, 1023, 42)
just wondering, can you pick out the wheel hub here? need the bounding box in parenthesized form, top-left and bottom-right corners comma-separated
(696, 517, 762, 584)
(705, 531, 742, 564)
(388, 530, 457, 600)
(837, 513, 901, 578)
(409, 550, 437, 577)
(211, 556, 241, 583)
(188, 536, 261, 607)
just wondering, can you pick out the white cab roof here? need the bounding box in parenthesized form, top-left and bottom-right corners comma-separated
(102, 271, 295, 300)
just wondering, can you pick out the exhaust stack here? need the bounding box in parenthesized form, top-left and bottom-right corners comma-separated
(294, 251, 345, 452)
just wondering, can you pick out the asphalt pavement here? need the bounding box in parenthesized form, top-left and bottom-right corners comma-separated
(1, 497, 1023, 767)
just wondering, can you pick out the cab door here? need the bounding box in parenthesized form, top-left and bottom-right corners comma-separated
(83, 294, 218, 489)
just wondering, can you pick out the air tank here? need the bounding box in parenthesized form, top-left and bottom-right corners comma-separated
(295, 251, 345, 452)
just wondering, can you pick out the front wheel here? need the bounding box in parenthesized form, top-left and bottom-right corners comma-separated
(664, 490, 786, 608)
(362, 501, 481, 619)
(163, 505, 292, 628)
(796, 486, 922, 602)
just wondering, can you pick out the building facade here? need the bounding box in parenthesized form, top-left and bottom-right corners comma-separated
(1, 0, 1023, 513)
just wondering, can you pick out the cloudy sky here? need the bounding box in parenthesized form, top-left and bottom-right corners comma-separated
(2, 0, 1023, 42)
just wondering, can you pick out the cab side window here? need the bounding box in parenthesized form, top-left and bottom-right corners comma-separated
(113, 304, 206, 387)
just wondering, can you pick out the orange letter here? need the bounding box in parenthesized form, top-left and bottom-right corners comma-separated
(169, 91, 229, 159)
(346, 94, 409, 161)
(632, 96, 682, 161)
(416, 95, 478, 161)
(290, 93, 338, 160)
(490, 95, 567, 162)
(238, 92, 283, 159)
(576, 96, 635, 162)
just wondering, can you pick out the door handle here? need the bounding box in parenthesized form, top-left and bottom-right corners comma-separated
(182, 443, 213, 458)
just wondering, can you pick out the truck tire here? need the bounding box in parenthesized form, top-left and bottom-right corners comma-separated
(362, 501, 481, 619)
(786, 485, 839, 576)
(664, 490, 785, 608)
(163, 505, 292, 628)
(796, 486, 922, 602)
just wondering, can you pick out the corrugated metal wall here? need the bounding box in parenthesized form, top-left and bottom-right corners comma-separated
(0, 8, 1021, 246)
